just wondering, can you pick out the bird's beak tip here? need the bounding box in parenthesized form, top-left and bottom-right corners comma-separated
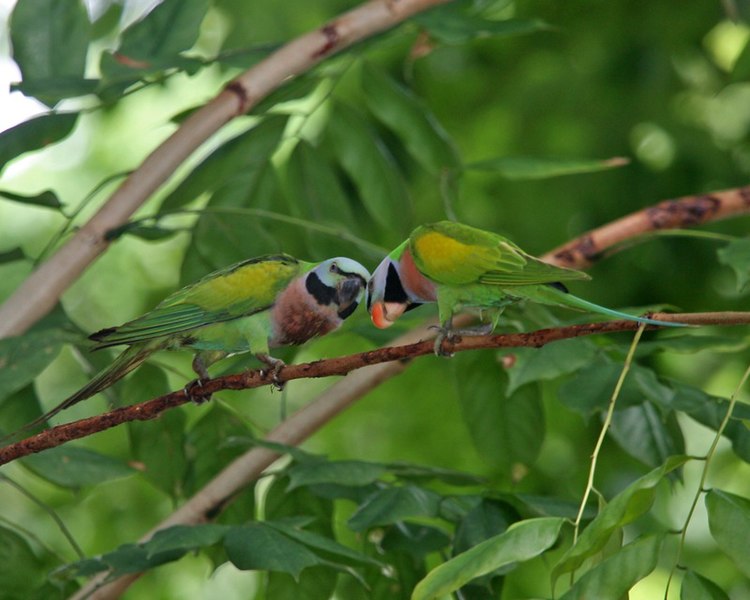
(370, 302, 394, 329)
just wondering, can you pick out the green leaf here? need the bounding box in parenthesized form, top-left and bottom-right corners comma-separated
(706, 489, 750, 577)
(0, 248, 26, 265)
(0, 112, 78, 173)
(453, 499, 519, 556)
(224, 523, 321, 578)
(386, 462, 484, 486)
(0, 189, 63, 210)
(559, 534, 663, 600)
(362, 63, 459, 174)
(680, 570, 730, 600)
(552, 456, 688, 581)
(415, 9, 550, 45)
(453, 352, 544, 476)
(59, 543, 185, 580)
(382, 522, 451, 558)
(0, 526, 47, 596)
(717, 238, 750, 292)
(287, 460, 387, 491)
(266, 567, 338, 600)
(412, 517, 565, 600)
(504, 338, 599, 395)
(326, 101, 410, 233)
(143, 524, 231, 558)
(161, 115, 287, 211)
(348, 485, 442, 531)
(466, 156, 629, 180)
(0, 329, 71, 404)
(21, 446, 135, 488)
(731, 38, 750, 83)
(10, 0, 90, 105)
(101, 0, 209, 79)
(126, 364, 187, 499)
(609, 403, 684, 468)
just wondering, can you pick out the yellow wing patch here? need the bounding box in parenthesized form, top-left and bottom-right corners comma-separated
(411, 230, 492, 284)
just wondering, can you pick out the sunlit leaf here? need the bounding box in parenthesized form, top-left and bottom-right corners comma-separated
(326, 101, 410, 233)
(706, 489, 750, 577)
(717, 238, 750, 292)
(10, 0, 90, 105)
(412, 517, 565, 600)
(348, 486, 442, 531)
(466, 156, 629, 180)
(552, 456, 687, 581)
(0, 113, 79, 173)
(362, 63, 459, 174)
(680, 569, 730, 600)
(21, 446, 135, 488)
(559, 534, 663, 600)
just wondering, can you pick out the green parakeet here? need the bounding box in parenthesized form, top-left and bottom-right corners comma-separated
(367, 221, 683, 341)
(19, 254, 370, 432)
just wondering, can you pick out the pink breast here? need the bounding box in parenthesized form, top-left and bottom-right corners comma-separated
(400, 248, 437, 302)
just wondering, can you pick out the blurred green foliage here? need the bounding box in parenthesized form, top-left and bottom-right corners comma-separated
(1, 0, 750, 598)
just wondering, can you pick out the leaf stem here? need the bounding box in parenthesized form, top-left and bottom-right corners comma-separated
(664, 360, 750, 598)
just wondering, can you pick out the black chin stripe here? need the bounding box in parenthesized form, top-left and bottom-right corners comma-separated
(548, 281, 569, 293)
(338, 300, 359, 320)
(384, 263, 409, 304)
(306, 272, 336, 305)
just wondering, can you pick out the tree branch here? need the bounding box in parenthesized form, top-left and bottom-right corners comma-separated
(543, 186, 750, 267)
(3, 311, 748, 468)
(0, 0, 451, 340)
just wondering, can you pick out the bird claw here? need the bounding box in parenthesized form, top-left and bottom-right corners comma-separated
(184, 377, 212, 404)
(430, 326, 458, 358)
(258, 354, 286, 391)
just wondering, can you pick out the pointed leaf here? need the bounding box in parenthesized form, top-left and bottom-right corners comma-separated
(143, 524, 231, 558)
(287, 460, 387, 491)
(680, 570, 730, 600)
(504, 338, 598, 395)
(362, 63, 459, 174)
(412, 517, 565, 600)
(0, 112, 78, 173)
(559, 534, 663, 600)
(466, 156, 629, 180)
(706, 489, 750, 577)
(0, 329, 72, 404)
(717, 238, 750, 292)
(609, 403, 684, 468)
(348, 486, 442, 531)
(10, 0, 90, 104)
(266, 522, 381, 567)
(21, 446, 135, 488)
(0, 189, 62, 210)
(224, 523, 321, 577)
(553, 456, 688, 580)
(326, 102, 410, 233)
(453, 352, 544, 476)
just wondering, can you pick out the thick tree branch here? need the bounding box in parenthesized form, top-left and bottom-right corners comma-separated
(543, 186, 750, 267)
(3, 311, 748, 468)
(0, 0, 451, 339)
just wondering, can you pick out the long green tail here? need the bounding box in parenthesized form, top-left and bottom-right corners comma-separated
(1, 344, 154, 444)
(517, 284, 687, 327)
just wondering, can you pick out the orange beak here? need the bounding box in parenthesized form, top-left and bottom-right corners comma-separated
(370, 301, 407, 329)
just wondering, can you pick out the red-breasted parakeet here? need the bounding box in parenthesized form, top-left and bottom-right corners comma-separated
(367, 221, 682, 344)
(23, 254, 370, 430)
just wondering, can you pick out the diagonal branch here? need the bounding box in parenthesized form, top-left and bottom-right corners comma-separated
(0, 0, 451, 339)
(3, 310, 748, 467)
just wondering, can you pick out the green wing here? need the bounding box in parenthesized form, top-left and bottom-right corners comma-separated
(410, 221, 590, 287)
(91, 254, 304, 348)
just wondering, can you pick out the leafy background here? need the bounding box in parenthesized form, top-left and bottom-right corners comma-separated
(1, 0, 750, 598)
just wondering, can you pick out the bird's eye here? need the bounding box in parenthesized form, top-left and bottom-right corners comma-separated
(329, 263, 341, 274)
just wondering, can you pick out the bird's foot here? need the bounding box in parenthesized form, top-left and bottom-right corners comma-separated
(257, 354, 286, 391)
(429, 325, 458, 357)
(183, 377, 212, 404)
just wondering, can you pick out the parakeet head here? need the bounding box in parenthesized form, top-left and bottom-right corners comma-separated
(367, 241, 432, 329)
(306, 257, 371, 320)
